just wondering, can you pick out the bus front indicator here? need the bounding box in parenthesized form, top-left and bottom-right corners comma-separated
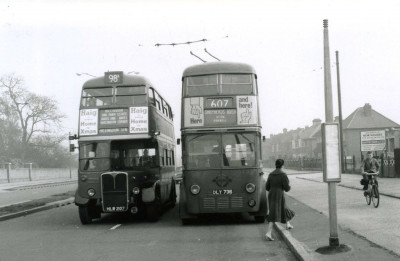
(190, 185, 201, 195)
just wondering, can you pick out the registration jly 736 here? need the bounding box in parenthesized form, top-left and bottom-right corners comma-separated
(212, 189, 233, 195)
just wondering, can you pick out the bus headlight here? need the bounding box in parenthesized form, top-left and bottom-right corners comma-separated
(190, 184, 200, 195)
(132, 187, 140, 195)
(245, 183, 256, 193)
(87, 188, 96, 197)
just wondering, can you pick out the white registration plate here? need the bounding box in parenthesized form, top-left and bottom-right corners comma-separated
(212, 189, 233, 195)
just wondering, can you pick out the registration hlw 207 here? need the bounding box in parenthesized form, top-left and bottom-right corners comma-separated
(212, 189, 233, 195)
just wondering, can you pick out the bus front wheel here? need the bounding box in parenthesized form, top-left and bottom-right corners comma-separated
(79, 206, 93, 224)
(254, 216, 266, 223)
(146, 197, 161, 222)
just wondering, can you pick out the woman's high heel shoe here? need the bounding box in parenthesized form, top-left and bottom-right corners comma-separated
(265, 234, 274, 241)
(286, 224, 294, 230)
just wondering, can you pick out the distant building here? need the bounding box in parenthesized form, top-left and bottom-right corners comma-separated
(342, 103, 400, 163)
(263, 103, 400, 168)
(263, 118, 322, 161)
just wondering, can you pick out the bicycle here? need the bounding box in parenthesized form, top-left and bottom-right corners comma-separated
(362, 171, 380, 208)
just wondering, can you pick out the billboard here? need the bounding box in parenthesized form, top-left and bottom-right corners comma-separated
(360, 130, 386, 152)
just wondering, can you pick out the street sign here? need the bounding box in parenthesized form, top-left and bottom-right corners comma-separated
(360, 130, 385, 152)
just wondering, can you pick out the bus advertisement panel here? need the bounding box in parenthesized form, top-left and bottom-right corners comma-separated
(183, 95, 259, 127)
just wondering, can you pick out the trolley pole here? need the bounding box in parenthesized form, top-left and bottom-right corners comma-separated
(323, 19, 339, 247)
(336, 51, 345, 173)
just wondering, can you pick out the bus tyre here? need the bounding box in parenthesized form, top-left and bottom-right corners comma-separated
(79, 206, 93, 224)
(181, 218, 192, 225)
(146, 197, 161, 222)
(169, 181, 177, 207)
(254, 216, 265, 223)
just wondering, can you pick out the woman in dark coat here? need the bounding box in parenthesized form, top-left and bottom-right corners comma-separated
(265, 159, 293, 241)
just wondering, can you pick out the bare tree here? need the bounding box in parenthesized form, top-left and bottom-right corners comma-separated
(0, 73, 66, 162)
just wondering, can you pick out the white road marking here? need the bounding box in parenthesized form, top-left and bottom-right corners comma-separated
(110, 224, 122, 230)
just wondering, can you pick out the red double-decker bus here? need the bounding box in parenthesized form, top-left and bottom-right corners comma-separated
(72, 71, 176, 224)
(179, 62, 267, 223)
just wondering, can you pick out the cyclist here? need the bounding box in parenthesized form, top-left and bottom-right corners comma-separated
(360, 151, 380, 193)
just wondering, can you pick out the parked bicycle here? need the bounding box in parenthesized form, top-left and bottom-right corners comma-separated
(362, 171, 379, 208)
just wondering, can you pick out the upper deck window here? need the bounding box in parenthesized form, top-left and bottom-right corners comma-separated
(186, 75, 218, 96)
(116, 86, 147, 105)
(81, 87, 113, 107)
(221, 74, 253, 95)
(184, 74, 254, 97)
(116, 86, 146, 95)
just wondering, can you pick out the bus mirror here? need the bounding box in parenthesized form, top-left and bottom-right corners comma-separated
(177, 138, 181, 145)
(69, 144, 75, 152)
(262, 136, 266, 142)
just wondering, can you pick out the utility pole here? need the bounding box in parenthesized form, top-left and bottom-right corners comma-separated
(336, 51, 345, 173)
(323, 19, 339, 247)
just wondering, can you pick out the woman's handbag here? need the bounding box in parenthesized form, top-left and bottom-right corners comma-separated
(285, 207, 295, 221)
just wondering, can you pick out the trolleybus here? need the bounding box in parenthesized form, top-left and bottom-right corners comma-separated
(72, 71, 176, 224)
(179, 62, 267, 223)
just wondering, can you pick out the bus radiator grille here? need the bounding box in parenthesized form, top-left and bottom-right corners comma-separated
(217, 197, 229, 208)
(231, 197, 244, 208)
(202, 196, 244, 209)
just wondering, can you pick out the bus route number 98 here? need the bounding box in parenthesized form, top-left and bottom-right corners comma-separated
(105, 71, 123, 84)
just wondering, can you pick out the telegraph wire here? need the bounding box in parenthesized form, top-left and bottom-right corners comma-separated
(155, 38, 207, 47)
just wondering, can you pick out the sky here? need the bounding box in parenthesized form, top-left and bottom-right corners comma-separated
(1, 0, 400, 140)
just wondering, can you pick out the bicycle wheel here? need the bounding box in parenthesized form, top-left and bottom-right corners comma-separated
(372, 185, 380, 208)
(365, 189, 371, 205)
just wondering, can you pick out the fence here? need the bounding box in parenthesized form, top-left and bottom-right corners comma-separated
(381, 157, 398, 178)
(0, 163, 77, 183)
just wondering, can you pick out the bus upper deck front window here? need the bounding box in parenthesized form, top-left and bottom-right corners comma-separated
(221, 74, 254, 95)
(186, 75, 218, 96)
(115, 86, 147, 105)
(81, 87, 113, 107)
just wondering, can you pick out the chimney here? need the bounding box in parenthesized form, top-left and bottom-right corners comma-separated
(312, 118, 322, 126)
(363, 103, 372, 116)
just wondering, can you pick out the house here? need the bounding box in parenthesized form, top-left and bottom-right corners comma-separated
(263, 103, 400, 170)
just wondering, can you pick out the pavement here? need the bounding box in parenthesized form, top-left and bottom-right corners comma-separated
(264, 168, 400, 261)
(0, 178, 77, 221)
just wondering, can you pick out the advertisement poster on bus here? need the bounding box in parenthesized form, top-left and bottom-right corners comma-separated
(184, 97, 204, 127)
(237, 96, 258, 125)
(360, 130, 386, 151)
(79, 109, 98, 136)
(129, 107, 148, 133)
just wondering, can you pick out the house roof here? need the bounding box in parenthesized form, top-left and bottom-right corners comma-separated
(343, 103, 400, 129)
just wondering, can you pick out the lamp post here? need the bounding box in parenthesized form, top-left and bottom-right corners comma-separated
(335, 51, 345, 173)
(323, 19, 339, 247)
